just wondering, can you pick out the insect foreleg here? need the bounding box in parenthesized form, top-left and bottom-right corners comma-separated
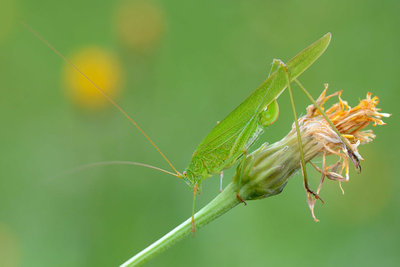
(191, 183, 198, 236)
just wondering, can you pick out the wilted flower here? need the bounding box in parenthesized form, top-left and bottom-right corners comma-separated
(234, 85, 390, 221)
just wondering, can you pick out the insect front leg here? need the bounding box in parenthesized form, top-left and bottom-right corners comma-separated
(191, 183, 198, 236)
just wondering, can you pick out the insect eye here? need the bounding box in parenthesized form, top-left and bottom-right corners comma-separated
(183, 171, 187, 177)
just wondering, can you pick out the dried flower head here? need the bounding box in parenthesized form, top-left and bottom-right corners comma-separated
(301, 84, 391, 220)
(234, 85, 390, 221)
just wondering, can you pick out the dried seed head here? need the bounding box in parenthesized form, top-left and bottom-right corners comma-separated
(234, 85, 390, 221)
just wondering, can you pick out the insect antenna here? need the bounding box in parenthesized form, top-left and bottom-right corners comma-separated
(56, 161, 181, 179)
(21, 22, 182, 178)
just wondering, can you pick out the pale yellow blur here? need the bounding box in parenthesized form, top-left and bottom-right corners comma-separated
(114, 0, 165, 53)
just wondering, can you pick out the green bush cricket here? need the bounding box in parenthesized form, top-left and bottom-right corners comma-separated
(23, 25, 357, 233)
(182, 32, 360, 232)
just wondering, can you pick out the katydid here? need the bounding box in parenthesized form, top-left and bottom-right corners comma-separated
(23, 24, 355, 232)
(183, 33, 335, 208)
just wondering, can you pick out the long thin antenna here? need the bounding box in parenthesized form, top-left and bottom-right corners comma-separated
(21, 22, 181, 177)
(56, 161, 180, 178)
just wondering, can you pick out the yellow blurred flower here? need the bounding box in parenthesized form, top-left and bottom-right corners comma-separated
(114, 0, 165, 53)
(63, 47, 123, 110)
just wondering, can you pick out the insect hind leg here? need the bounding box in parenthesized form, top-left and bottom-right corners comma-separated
(260, 99, 279, 127)
(294, 79, 362, 172)
(277, 60, 323, 204)
(268, 58, 284, 77)
(257, 59, 286, 128)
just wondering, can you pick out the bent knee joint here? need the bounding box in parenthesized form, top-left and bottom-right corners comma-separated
(260, 100, 279, 126)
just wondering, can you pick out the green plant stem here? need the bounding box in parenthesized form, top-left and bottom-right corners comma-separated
(119, 110, 330, 266)
(120, 127, 310, 267)
(120, 183, 240, 267)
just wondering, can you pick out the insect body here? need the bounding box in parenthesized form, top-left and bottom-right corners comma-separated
(183, 33, 332, 191)
(179, 33, 334, 230)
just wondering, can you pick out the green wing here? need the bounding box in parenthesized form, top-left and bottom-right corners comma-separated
(191, 33, 332, 176)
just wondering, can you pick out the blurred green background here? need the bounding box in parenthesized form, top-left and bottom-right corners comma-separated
(0, 0, 398, 266)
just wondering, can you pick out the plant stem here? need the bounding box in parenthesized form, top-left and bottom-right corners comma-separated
(120, 122, 315, 266)
(120, 183, 240, 266)
(120, 131, 305, 267)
